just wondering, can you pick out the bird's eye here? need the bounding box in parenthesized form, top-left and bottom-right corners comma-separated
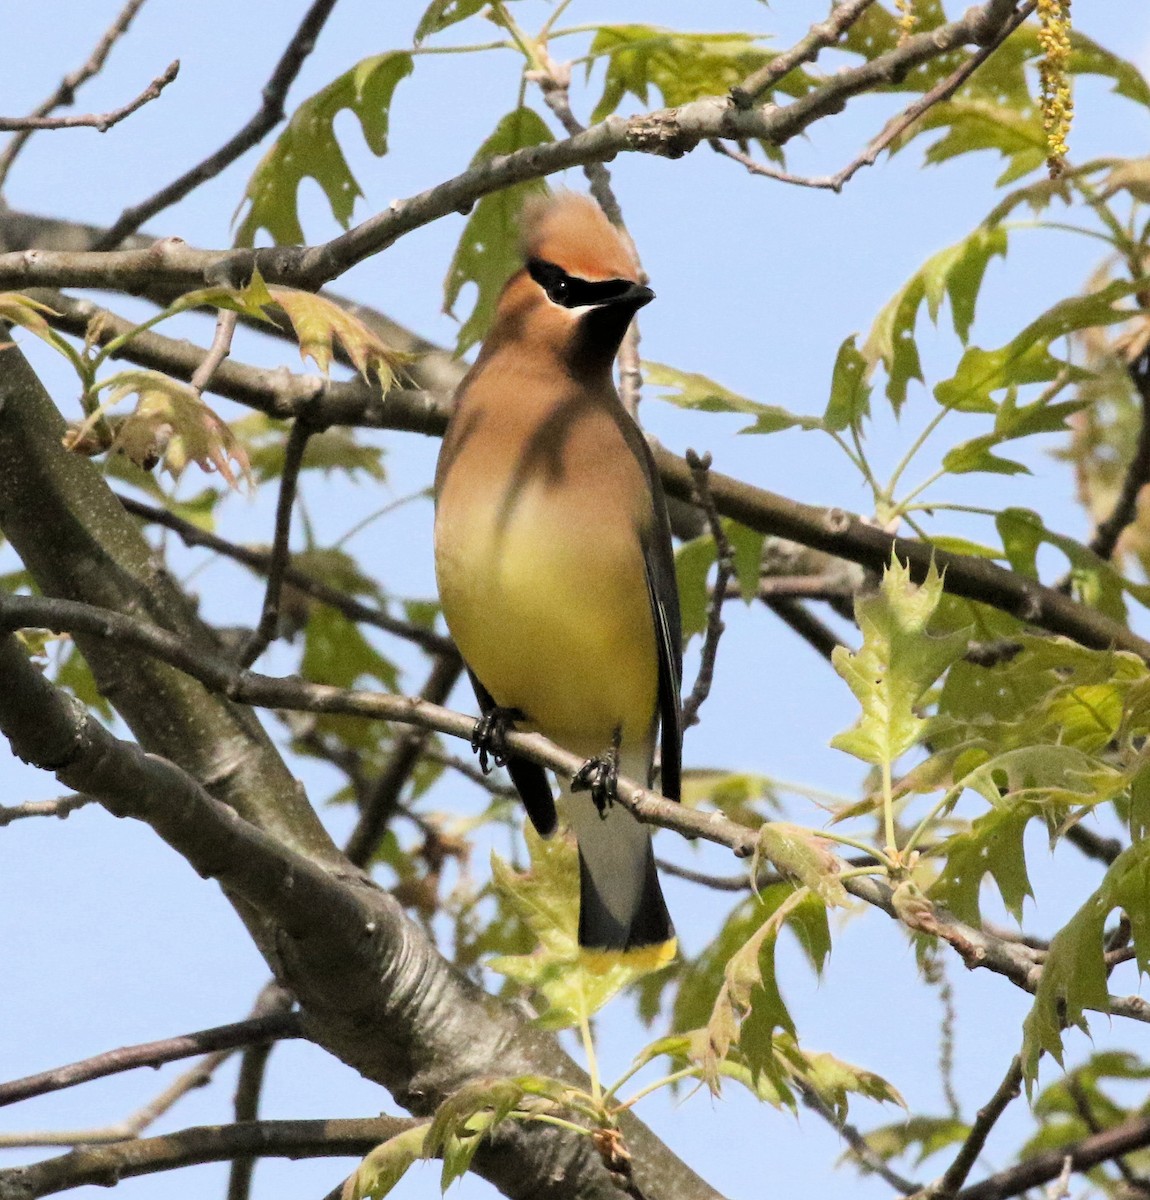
(549, 276, 570, 303)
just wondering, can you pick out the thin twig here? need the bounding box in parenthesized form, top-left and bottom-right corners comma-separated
(717, 2, 1036, 193)
(190, 309, 238, 396)
(1064, 1076, 1147, 1193)
(117, 493, 454, 657)
(421, 746, 518, 799)
(0, 793, 93, 827)
(0, 61, 178, 135)
(93, 0, 341, 249)
(0, 1048, 232, 1149)
(225, 986, 296, 1200)
(953, 1113, 1150, 1200)
(682, 451, 735, 729)
(1064, 822, 1123, 866)
(343, 651, 464, 868)
(0, 0, 151, 188)
(1090, 346, 1150, 560)
(239, 417, 311, 668)
(932, 1056, 1024, 1198)
(732, 0, 878, 106)
(0, 1116, 418, 1200)
(796, 1077, 922, 1194)
(1, 611, 1148, 1028)
(0, 1012, 301, 1109)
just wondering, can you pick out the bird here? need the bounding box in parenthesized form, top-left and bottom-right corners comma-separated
(433, 191, 682, 970)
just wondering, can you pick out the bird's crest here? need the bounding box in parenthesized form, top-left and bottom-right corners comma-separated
(519, 191, 640, 284)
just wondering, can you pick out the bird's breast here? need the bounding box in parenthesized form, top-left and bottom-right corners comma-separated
(434, 402, 658, 758)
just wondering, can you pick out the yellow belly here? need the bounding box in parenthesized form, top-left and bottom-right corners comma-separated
(435, 487, 658, 758)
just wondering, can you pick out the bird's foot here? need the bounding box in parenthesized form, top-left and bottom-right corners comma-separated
(571, 729, 622, 818)
(471, 706, 524, 774)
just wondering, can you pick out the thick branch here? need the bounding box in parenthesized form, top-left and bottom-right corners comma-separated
(0, 630, 721, 1200)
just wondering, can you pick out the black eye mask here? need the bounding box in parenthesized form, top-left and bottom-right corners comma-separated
(527, 258, 637, 309)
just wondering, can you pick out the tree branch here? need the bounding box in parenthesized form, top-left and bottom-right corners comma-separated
(3, 592, 1146, 1028)
(0, 793, 93, 826)
(931, 1057, 1023, 1198)
(239, 417, 312, 667)
(0, 0, 152, 188)
(92, 0, 343, 250)
(1090, 345, 1150, 560)
(0, 1117, 418, 1200)
(0, 0, 1031, 293)
(0, 628, 722, 1200)
(0, 61, 179, 135)
(0, 1013, 301, 1110)
(954, 1112, 1150, 1200)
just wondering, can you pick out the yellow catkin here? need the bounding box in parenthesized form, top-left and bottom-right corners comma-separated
(1037, 0, 1074, 177)
(894, 0, 917, 43)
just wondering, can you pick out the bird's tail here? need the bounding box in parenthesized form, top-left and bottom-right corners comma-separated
(563, 750, 675, 973)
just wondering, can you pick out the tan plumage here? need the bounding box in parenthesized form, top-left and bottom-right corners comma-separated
(434, 192, 681, 966)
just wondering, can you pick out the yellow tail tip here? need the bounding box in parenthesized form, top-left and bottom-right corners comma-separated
(579, 937, 678, 976)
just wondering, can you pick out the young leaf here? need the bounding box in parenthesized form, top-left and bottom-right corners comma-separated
(73, 370, 251, 487)
(831, 559, 969, 768)
(270, 288, 408, 388)
(935, 279, 1146, 414)
(235, 52, 413, 246)
(862, 226, 1008, 412)
(674, 535, 717, 640)
(1022, 837, 1150, 1078)
(644, 361, 824, 435)
(342, 1123, 429, 1200)
(488, 826, 660, 1026)
(413, 0, 490, 44)
(443, 108, 553, 353)
(862, 1115, 969, 1168)
(587, 27, 813, 126)
(0, 293, 79, 369)
(823, 335, 871, 432)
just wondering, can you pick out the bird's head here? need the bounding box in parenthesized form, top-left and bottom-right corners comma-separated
(487, 192, 654, 374)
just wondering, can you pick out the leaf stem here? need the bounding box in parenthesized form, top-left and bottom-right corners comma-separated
(615, 1067, 698, 1112)
(577, 980, 601, 1109)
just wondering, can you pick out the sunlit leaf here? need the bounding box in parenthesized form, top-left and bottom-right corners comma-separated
(645, 361, 823, 434)
(342, 1123, 429, 1200)
(235, 52, 413, 246)
(831, 559, 969, 767)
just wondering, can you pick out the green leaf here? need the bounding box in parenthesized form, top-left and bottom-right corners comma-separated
(302, 604, 399, 692)
(644, 361, 823, 435)
(930, 800, 1036, 924)
(831, 558, 969, 767)
(587, 26, 813, 125)
(674, 535, 716, 640)
(935, 279, 1146, 414)
(443, 108, 553, 352)
(862, 1115, 968, 1168)
(754, 823, 849, 909)
(413, 0, 491, 44)
(342, 1123, 429, 1199)
(823, 335, 871, 432)
(235, 52, 413, 246)
(1022, 838, 1150, 1078)
(724, 519, 764, 601)
(488, 826, 660, 1026)
(863, 226, 1008, 412)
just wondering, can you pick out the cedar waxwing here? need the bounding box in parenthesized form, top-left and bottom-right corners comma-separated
(434, 191, 681, 970)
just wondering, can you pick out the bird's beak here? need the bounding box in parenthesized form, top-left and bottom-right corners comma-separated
(616, 282, 655, 309)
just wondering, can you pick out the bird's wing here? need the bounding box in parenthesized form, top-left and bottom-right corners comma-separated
(468, 668, 558, 836)
(630, 433, 683, 804)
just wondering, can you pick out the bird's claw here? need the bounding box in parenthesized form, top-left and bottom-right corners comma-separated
(571, 736, 621, 818)
(471, 706, 522, 774)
